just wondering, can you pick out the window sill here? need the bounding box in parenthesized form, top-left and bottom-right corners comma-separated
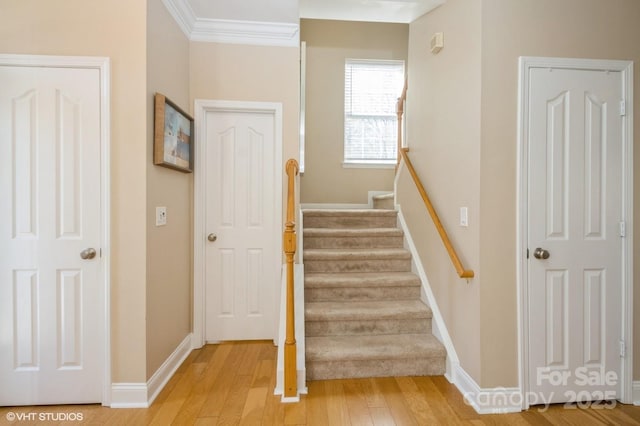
(342, 162, 396, 169)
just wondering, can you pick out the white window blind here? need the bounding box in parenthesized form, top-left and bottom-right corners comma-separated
(344, 59, 405, 165)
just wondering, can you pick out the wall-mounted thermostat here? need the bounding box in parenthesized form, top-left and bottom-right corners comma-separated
(430, 32, 444, 54)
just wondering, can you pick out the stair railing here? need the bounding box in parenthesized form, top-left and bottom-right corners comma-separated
(283, 158, 299, 397)
(396, 82, 474, 279)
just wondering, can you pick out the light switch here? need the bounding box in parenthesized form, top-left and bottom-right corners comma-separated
(156, 206, 167, 226)
(460, 207, 468, 227)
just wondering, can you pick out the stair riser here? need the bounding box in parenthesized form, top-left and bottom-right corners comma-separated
(306, 357, 446, 380)
(306, 318, 431, 337)
(304, 236, 404, 249)
(373, 198, 394, 210)
(304, 259, 411, 273)
(305, 286, 421, 302)
(303, 216, 397, 229)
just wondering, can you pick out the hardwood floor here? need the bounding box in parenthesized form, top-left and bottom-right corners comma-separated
(1, 341, 639, 425)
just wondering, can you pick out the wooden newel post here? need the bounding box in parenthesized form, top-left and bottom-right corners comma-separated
(396, 79, 407, 171)
(284, 159, 299, 398)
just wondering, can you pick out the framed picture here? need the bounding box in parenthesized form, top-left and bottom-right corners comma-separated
(154, 93, 194, 173)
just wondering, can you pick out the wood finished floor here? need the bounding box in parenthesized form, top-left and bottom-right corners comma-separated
(1, 341, 639, 425)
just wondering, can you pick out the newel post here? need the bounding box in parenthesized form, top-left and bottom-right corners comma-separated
(284, 159, 299, 398)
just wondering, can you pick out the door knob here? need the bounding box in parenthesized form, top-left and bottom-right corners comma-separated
(207, 233, 217, 242)
(533, 247, 550, 260)
(80, 248, 97, 260)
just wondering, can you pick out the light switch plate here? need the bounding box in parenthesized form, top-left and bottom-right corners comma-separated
(460, 207, 468, 227)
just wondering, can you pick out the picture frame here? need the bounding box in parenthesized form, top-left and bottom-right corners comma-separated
(154, 93, 194, 173)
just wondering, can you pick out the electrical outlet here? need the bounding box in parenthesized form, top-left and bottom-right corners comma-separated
(156, 206, 167, 226)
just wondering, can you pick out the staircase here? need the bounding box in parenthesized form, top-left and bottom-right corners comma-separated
(303, 208, 446, 380)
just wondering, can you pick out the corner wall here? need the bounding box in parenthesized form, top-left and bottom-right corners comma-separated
(400, 0, 482, 382)
(146, 0, 192, 379)
(300, 19, 408, 204)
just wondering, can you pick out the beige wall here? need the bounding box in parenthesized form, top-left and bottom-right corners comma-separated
(0, 1, 149, 382)
(146, 0, 192, 379)
(300, 19, 408, 204)
(400, 0, 483, 382)
(189, 41, 300, 226)
(403, 0, 640, 388)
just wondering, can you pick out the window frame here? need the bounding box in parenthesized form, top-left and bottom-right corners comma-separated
(343, 58, 405, 168)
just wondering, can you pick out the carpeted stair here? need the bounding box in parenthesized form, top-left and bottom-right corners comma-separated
(303, 208, 446, 380)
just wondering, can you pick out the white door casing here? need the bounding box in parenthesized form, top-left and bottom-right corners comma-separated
(0, 55, 110, 406)
(517, 57, 633, 408)
(193, 101, 283, 346)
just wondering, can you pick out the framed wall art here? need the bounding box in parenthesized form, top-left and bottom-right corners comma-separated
(154, 93, 194, 173)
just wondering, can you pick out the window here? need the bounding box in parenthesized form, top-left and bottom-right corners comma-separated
(344, 59, 405, 166)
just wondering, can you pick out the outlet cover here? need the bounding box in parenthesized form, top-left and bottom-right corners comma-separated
(156, 206, 167, 226)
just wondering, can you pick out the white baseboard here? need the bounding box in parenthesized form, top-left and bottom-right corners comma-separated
(147, 334, 193, 405)
(452, 364, 522, 414)
(111, 333, 193, 408)
(634, 381, 640, 405)
(110, 383, 148, 408)
(396, 208, 461, 378)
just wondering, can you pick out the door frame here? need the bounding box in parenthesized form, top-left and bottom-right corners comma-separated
(516, 56, 634, 409)
(0, 53, 111, 405)
(192, 100, 283, 348)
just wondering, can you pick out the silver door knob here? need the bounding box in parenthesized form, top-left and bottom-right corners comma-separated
(533, 247, 550, 260)
(207, 233, 217, 242)
(80, 248, 97, 260)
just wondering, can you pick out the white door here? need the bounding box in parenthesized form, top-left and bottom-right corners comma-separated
(527, 66, 624, 404)
(204, 109, 280, 342)
(0, 64, 104, 405)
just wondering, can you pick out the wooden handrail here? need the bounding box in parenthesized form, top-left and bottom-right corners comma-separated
(396, 78, 408, 170)
(396, 84, 474, 279)
(283, 158, 299, 397)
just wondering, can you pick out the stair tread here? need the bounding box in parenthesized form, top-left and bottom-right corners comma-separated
(306, 334, 445, 362)
(372, 193, 394, 200)
(304, 248, 411, 259)
(303, 209, 397, 216)
(304, 227, 403, 236)
(305, 300, 431, 320)
(304, 272, 420, 288)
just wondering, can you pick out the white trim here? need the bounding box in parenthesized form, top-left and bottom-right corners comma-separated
(0, 54, 112, 407)
(162, 0, 299, 47)
(111, 334, 192, 408)
(147, 334, 192, 406)
(516, 56, 634, 409)
(342, 162, 396, 169)
(110, 384, 148, 409)
(395, 205, 460, 381)
(453, 364, 522, 414)
(161, 0, 196, 37)
(300, 41, 307, 174)
(191, 19, 299, 47)
(193, 100, 284, 348)
(633, 381, 640, 405)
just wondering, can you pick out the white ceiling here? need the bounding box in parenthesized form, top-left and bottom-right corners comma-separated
(185, 0, 445, 24)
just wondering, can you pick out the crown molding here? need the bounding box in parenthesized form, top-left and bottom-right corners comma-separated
(162, 0, 300, 47)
